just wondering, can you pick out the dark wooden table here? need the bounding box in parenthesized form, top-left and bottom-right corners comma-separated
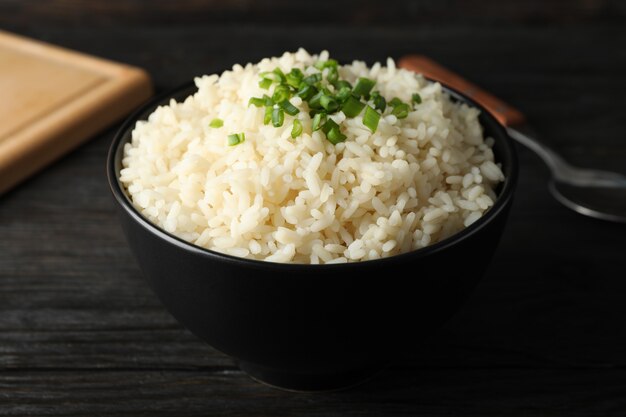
(1, 2, 626, 415)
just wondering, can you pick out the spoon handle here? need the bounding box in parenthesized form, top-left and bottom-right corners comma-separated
(397, 55, 572, 181)
(398, 55, 526, 127)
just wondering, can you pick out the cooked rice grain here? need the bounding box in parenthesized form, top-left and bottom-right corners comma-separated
(120, 49, 504, 264)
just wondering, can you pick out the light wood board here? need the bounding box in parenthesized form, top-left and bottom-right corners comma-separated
(0, 30, 153, 194)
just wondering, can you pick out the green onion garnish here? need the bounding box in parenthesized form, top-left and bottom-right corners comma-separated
(314, 59, 338, 70)
(326, 67, 338, 84)
(363, 105, 380, 132)
(389, 97, 403, 107)
(279, 100, 299, 116)
(391, 103, 410, 119)
(259, 71, 278, 81)
(302, 73, 322, 86)
(322, 119, 347, 144)
(272, 107, 284, 127)
(291, 119, 303, 138)
(308, 90, 324, 109)
(259, 78, 273, 89)
(320, 95, 339, 112)
(371, 91, 387, 112)
(248, 97, 265, 107)
(341, 95, 366, 118)
(412, 93, 422, 104)
(209, 118, 223, 128)
(321, 118, 339, 134)
(335, 87, 352, 102)
(272, 85, 291, 103)
(251, 58, 408, 147)
(263, 106, 272, 125)
(326, 127, 347, 144)
(296, 85, 317, 101)
(263, 94, 274, 106)
(312, 112, 326, 131)
(353, 77, 376, 98)
(285, 68, 303, 88)
(334, 80, 352, 90)
(314, 60, 326, 70)
(272, 68, 286, 83)
(227, 133, 245, 146)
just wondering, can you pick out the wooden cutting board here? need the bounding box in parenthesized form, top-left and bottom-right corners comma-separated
(0, 30, 153, 194)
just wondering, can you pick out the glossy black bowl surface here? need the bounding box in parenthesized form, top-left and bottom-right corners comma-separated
(107, 80, 518, 391)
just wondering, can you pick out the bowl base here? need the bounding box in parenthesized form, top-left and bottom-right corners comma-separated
(238, 361, 387, 392)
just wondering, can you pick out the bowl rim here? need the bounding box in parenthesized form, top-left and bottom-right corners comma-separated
(107, 77, 518, 271)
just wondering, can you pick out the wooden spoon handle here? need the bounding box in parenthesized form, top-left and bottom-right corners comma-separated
(398, 55, 525, 127)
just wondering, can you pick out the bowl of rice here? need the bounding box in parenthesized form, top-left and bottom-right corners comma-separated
(107, 49, 517, 391)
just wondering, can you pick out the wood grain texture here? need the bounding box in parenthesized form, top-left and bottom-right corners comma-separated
(0, 31, 153, 194)
(0, 47, 104, 140)
(0, 9, 625, 417)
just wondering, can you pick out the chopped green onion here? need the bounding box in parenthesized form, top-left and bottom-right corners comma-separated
(363, 106, 380, 132)
(389, 97, 403, 107)
(259, 78, 273, 89)
(315, 59, 338, 70)
(326, 127, 347, 144)
(259, 71, 284, 84)
(272, 67, 286, 83)
(320, 95, 339, 112)
(391, 103, 410, 119)
(335, 87, 352, 103)
(322, 119, 346, 144)
(341, 95, 366, 118)
(286, 68, 303, 88)
(412, 93, 422, 104)
(227, 133, 245, 146)
(371, 91, 387, 112)
(312, 112, 326, 131)
(279, 100, 299, 116)
(259, 71, 279, 81)
(302, 73, 322, 85)
(321, 118, 339, 134)
(308, 90, 325, 109)
(255, 60, 396, 146)
(248, 97, 265, 107)
(296, 85, 318, 101)
(263, 106, 273, 125)
(272, 85, 291, 103)
(326, 66, 338, 84)
(325, 59, 338, 68)
(272, 107, 285, 127)
(209, 118, 223, 128)
(353, 77, 376, 98)
(262, 94, 274, 106)
(334, 80, 352, 90)
(291, 119, 303, 138)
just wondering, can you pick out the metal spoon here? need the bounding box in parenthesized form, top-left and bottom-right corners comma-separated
(399, 55, 626, 223)
(507, 127, 626, 223)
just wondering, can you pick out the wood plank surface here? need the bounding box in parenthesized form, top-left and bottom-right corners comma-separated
(0, 0, 625, 25)
(0, 8, 625, 417)
(0, 31, 153, 194)
(0, 48, 104, 141)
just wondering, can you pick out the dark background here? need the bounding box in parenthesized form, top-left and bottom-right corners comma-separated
(1, 1, 626, 415)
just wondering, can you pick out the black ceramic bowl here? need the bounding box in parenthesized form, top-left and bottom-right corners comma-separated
(107, 80, 518, 391)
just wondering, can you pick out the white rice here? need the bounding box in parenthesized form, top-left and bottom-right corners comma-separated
(120, 49, 504, 264)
